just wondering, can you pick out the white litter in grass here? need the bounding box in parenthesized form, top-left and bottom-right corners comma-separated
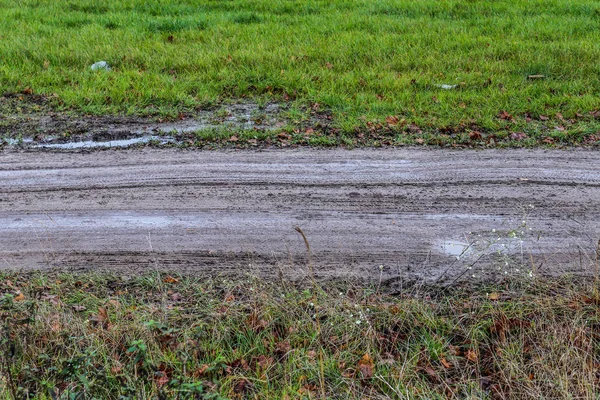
(436, 84, 457, 90)
(90, 61, 111, 71)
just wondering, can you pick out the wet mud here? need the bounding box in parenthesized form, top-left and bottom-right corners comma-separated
(1, 148, 598, 286)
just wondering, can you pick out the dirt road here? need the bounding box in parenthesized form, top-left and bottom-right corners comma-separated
(1, 148, 598, 284)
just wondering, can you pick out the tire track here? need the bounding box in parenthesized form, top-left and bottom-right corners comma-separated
(1, 148, 599, 284)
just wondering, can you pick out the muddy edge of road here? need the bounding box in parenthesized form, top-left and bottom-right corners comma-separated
(1, 147, 599, 288)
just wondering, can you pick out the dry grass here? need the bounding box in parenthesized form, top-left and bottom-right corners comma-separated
(0, 271, 598, 399)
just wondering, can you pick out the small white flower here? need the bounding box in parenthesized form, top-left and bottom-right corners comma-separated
(356, 320, 362, 325)
(379, 265, 384, 270)
(492, 229, 496, 233)
(309, 302, 314, 307)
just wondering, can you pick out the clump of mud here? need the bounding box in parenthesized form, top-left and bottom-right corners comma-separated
(0, 93, 322, 150)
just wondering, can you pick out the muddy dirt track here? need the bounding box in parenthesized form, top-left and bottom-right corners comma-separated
(1, 148, 599, 285)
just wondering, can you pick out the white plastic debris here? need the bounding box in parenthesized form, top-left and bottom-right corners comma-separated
(90, 61, 111, 71)
(436, 84, 457, 90)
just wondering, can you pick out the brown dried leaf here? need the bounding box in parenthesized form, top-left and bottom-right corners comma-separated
(357, 353, 374, 379)
(510, 132, 528, 141)
(466, 349, 478, 363)
(488, 292, 500, 301)
(469, 131, 482, 140)
(440, 357, 452, 369)
(498, 110, 513, 121)
(193, 364, 210, 377)
(233, 378, 251, 394)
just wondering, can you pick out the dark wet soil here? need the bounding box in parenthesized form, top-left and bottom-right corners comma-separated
(0, 93, 325, 149)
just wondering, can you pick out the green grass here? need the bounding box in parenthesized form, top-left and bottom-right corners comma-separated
(1, 271, 599, 398)
(1, 0, 600, 143)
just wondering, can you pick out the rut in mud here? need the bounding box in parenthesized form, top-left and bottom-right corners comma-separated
(1, 148, 599, 286)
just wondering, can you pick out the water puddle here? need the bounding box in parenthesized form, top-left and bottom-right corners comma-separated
(35, 136, 175, 150)
(438, 240, 471, 258)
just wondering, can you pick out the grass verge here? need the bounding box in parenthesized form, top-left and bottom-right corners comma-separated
(1, 271, 599, 398)
(1, 0, 600, 145)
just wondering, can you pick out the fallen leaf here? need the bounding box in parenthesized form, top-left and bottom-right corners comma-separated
(510, 132, 528, 141)
(440, 357, 452, 369)
(527, 75, 545, 80)
(415, 138, 424, 144)
(22, 87, 33, 95)
(539, 114, 549, 121)
(98, 307, 108, 323)
(498, 110, 513, 121)
(469, 131, 482, 140)
(224, 293, 235, 302)
(72, 305, 86, 312)
(325, 62, 333, 69)
(256, 355, 273, 370)
(386, 116, 400, 126)
(408, 124, 422, 134)
(466, 349, 478, 363)
(162, 275, 179, 284)
(488, 292, 500, 301)
(357, 353, 374, 379)
(193, 364, 210, 377)
(155, 371, 169, 387)
(234, 378, 251, 394)
(14, 292, 25, 301)
(228, 135, 238, 142)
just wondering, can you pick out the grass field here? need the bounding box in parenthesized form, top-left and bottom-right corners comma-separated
(1, 0, 600, 145)
(1, 272, 599, 399)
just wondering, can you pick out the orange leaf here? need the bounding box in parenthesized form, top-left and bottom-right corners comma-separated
(357, 353, 374, 379)
(162, 275, 178, 284)
(14, 292, 25, 301)
(466, 349, 478, 363)
(440, 357, 452, 369)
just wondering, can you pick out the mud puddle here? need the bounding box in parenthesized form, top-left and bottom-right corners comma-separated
(0, 98, 295, 149)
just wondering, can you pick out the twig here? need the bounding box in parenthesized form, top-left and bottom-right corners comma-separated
(294, 226, 325, 398)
